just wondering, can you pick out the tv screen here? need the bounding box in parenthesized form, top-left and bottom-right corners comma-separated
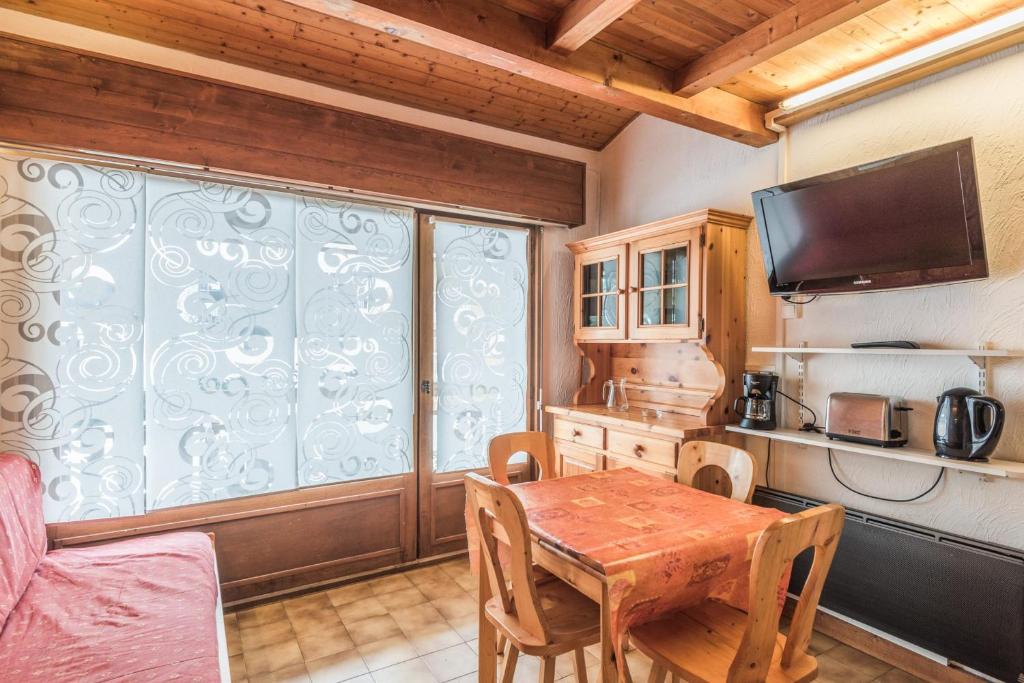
(752, 139, 987, 296)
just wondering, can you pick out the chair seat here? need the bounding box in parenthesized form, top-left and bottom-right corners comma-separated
(630, 600, 818, 683)
(485, 576, 601, 656)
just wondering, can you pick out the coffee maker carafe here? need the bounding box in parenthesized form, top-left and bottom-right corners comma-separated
(733, 371, 779, 430)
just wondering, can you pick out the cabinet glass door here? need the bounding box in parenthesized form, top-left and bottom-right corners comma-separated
(575, 245, 626, 340)
(629, 230, 701, 340)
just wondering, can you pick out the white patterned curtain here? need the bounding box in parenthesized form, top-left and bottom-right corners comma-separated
(432, 220, 529, 473)
(0, 156, 146, 520)
(0, 154, 414, 520)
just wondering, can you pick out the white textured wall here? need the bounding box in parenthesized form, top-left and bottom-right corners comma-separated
(598, 45, 1024, 550)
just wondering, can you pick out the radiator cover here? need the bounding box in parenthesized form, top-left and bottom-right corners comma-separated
(753, 487, 1024, 682)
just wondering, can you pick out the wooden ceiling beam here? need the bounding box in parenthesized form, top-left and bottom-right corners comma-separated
(285, 0, 776, 146)
(547, 0, 643, 53)
(673, 0, 892, 97)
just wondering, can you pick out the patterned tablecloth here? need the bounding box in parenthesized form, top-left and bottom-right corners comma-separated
(490, 467, 790, 676)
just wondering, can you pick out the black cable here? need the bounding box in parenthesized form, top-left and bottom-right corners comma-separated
(765, 439, 772, 489)
(775, 389, 819, 431)
(781, 294, 820, 305)
(827, 448, 945, 502)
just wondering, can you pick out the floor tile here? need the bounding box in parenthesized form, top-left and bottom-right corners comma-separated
(873, 669, 927, 683)
(337, 596, 389, 624)
(405, 565, 451, 586)
(240, 618, 297, 652)
(405, 621, 464, 656)
(230, 653, 247, 681)
(445, 612, 479, 641)
(358, 634, 420, 671)
(243, 638, 306, 676)
(827, 644, 892, 680)
(421, 642, 478, 681)
(289, 604, 345, 638)
(431, 594, 476, 621)
(369, 573, 415, 596)
(347, 614, 404, 646)
(305, 649, 369, 683)
(248, 663, 310, 683)
(297, 622, 356, 660)
(328, 581, 376, 607)
(371, 657, 439, 683)
(815, 650, 884, 683)
(808, 629, 841, 655)
(238, 603, 289, 630)
(391, 603, 448, 631)
(416, 578, 466, 601)
(377, 586, 427, 611)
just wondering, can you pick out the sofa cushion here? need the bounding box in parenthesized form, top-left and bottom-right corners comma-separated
(0, 453, 47, 632)
(0, 531, 221, 682)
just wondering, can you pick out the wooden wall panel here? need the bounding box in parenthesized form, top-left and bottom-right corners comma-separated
(0, 36, 588, 226)
(48, 475, 418, 603)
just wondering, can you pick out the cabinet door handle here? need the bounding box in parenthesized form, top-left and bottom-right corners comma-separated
(629, 286, 638, 293)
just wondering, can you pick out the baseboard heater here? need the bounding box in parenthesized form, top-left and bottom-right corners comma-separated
(753, 486, 1024, 682)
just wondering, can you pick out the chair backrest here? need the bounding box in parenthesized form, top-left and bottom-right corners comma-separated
(729, 504, 845, 682)
(464, 471, 551, 644)
(677, 440, 756, 503)
(488, 432, 558, 485)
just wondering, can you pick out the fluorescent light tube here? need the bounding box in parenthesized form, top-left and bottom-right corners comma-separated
(778, 6, 1024, 111)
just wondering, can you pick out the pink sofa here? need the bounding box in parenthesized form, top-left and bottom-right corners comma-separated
(0, 454, 226, 682)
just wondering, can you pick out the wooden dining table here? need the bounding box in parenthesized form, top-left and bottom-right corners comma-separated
(474, 467, 789, 683)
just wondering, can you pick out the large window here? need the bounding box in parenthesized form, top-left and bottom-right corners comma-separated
(0, 154, 415, 520)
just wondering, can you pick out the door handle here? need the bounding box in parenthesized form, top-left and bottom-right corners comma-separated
(420, 380, 432, 395)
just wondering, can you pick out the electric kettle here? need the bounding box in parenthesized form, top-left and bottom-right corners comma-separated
(933, 387, 1005, 461)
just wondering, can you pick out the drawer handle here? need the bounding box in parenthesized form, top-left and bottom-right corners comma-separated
(572, 429, 582, 438)
(634, 444, 645, 458)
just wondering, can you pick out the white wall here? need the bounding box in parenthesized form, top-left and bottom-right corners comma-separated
(597, 45, 1024, 550)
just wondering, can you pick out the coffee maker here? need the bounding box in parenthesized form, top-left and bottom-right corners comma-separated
(733, 371, 779, 430)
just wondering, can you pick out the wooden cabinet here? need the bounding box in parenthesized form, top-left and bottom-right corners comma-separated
(551, 209, 750, 479)
(574, 244, 627, 341)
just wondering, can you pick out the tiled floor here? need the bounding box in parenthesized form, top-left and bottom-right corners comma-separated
(225, 557, 925, 683)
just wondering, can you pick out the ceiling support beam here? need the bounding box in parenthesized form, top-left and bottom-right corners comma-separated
(673, 0, 891, 97)
(547, 0, 643, 53)
(288, 0, 776, 146)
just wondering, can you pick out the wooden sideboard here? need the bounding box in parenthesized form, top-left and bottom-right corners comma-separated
(549, 208, 750, 479)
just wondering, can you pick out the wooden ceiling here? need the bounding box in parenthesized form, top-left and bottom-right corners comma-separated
(1, 0, 1022, 149)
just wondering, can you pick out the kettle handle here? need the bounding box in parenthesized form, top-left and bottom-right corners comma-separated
(966, 396, 1005, 457)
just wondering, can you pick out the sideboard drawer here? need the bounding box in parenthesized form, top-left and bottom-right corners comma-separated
(605, 453, 676, 480)
(605, 429, 677, 469)
(553, 418, 604, 449)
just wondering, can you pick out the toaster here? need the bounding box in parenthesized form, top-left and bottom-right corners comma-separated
(825, 393, 908, 448)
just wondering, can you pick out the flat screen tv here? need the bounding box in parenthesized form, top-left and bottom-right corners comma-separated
(752, 139, 987, 296)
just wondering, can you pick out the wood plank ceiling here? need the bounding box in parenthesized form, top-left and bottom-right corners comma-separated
(1, 0, 1022, 149)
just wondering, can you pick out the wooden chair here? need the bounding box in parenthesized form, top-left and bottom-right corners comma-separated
(631, 504, 845, 683)
(488, 431, 558, 485)
(465, 472, 599, 683)
(677, 440, 756, 503)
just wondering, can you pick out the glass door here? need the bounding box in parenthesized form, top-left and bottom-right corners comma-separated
(416, 215, 536, 557)
(628, 229, 702, 340)
(574, 244, 626, 340)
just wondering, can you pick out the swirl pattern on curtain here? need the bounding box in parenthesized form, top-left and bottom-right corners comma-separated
(144, 176, 298, 510)
(0, 156, 146, 520)
(295, 198, 414, 484)
(432, 221, 528, 473)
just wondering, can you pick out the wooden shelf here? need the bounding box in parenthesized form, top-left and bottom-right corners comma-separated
(726, 425, 1024, 480)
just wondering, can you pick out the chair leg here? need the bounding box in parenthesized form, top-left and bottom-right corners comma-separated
(540, 655, 557, 683)
(500, 645, 520, 683)
(646, 663, 668, 683)
(497, 634, 508, 654)
(573, 647, 588, 683)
